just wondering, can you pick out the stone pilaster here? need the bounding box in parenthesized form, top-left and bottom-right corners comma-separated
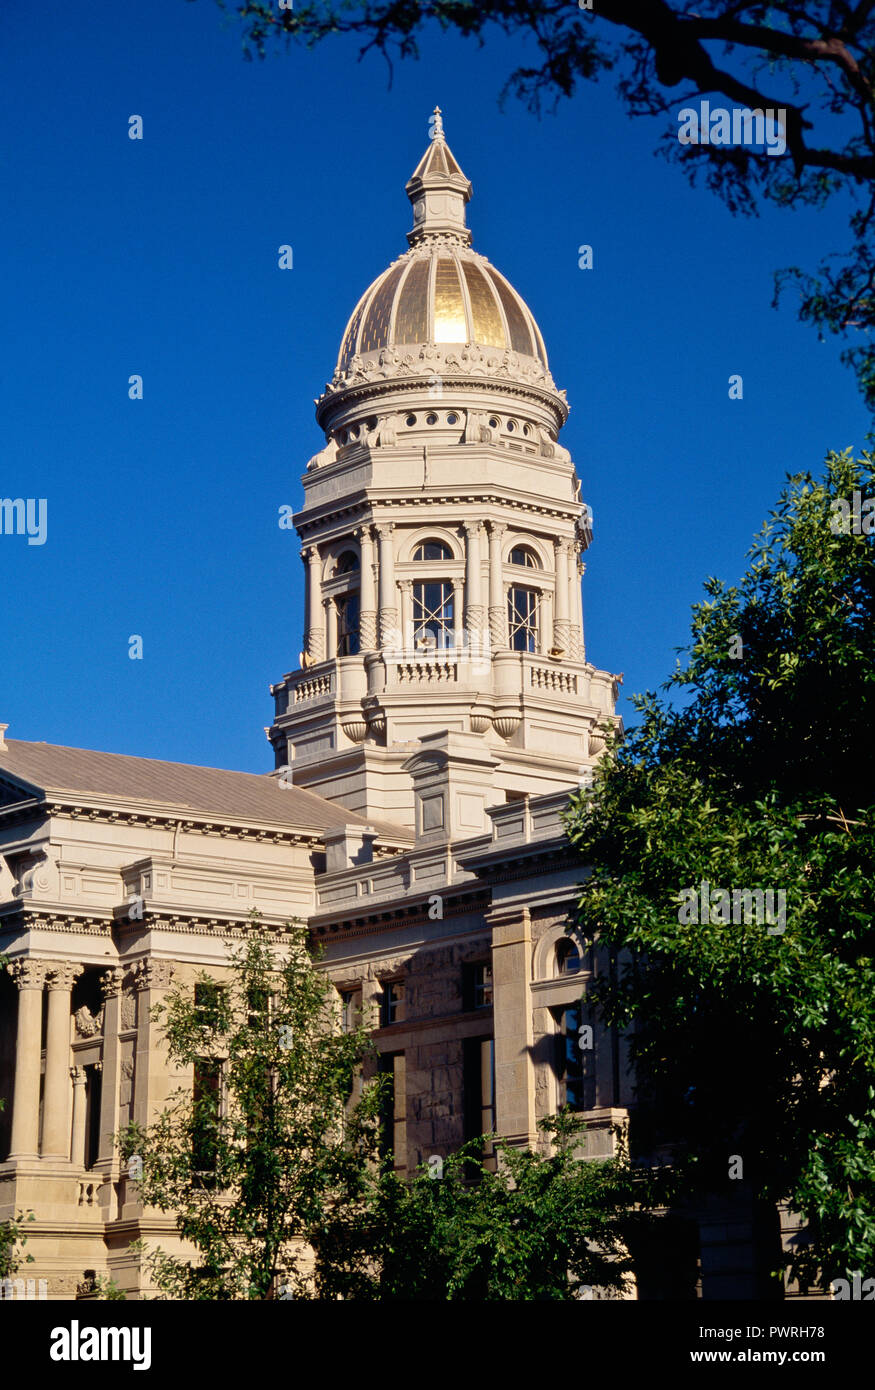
(463, 521, 485, 647)
(6, 959, 48, 1160)
(42, 962, 82, 1160)
(487, 904, 537, 1148)
(131, 959, 175, 1133)
(95, 966, 124, 1174)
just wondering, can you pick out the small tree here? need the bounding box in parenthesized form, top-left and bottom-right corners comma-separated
(119, 920, 383, 1299)
(312, 1111, 664, 1300)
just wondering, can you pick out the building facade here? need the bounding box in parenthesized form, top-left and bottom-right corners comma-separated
(0, 115, 797, 1299)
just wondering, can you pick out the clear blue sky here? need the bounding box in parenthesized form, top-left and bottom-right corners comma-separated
(1, 0, 869, 771)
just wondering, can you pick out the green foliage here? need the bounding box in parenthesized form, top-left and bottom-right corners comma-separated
(91, 1274, 127, 1300)
(199, 0, 875, 407)
(117, 918, 384, 1299)
(0, 1210, 35, 1281)
(563, 449, 875, 1289)
(312, 1110, 664, 1300)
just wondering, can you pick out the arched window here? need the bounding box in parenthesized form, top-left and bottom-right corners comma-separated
(551, 1001, 596, 1112)
(509, 545, 539, 568)
(556, 940, 582, 976)
(508, 586, 539, 652)
(334, 551, 360, 575)
(413, 539, 452, 562)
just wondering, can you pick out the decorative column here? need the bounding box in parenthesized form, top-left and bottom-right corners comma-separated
(463, 521, 486, 651)
(487, 521, 507, 650)
(376, 523, 398, 649)
(357, 526, 377, 651)
(42, 961, 82, 1160)
(568, 550, 584, 660)
(70, 1066, 87, 1168)
(451, 578, 464, 654)
(6, 959, 48, 1160)
(488, 904, 537, 1148)
(304, 547, 324, 662)
(540, 590, 553, 657)
(574, 557, 585, 661)
(323, 595, 338, 661)
(96, 967, 124, 1173)
(552, 538, 571, 655)
(398, 580, 413, 657)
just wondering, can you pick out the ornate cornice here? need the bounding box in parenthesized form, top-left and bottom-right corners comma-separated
(296, 492, 582, 540)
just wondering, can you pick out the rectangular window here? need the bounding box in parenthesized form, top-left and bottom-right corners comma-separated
(463, 1037, 496, 1171)
(336, 592, 360, 656)
(508, 585, 539, 652)
(194, 981, 226, 1031)
(413, 581, 454, 651)
(463, 962, 493, 1012)
(378, 1051, 407, 1172)
(192, 1057, 222, 1184)
(381, 981, 404, 1028)
(340, 989, 358, 1033)
(83, 1063, 102, 1171)
(553, 1003, 596, 1113)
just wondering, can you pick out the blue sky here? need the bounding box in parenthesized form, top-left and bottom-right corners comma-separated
(1, 0, 870, 772)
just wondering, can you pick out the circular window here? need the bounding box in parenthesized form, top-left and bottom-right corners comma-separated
(488, 417, 499, 429)
(507, 420, 515, 432)
(406, 414, 416, 427)
(426, 413, 438, 425)
(446, 413, 458, 425)
(522, 424, 530, 437)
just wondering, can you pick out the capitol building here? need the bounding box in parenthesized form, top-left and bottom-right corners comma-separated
(0, 114, 793, 1299)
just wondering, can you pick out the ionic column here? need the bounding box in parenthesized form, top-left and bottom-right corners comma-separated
(42, 962, 82, 1159)
(376, 523, 398, 649)
(552, 538, 571, 655)
(304, 547, 324, 662)
(398, 580, 413, 656)
(95, 967, 123, 1173)
(464, 522, 486, 648)
(358, 526, 377, 651)
(6, 959, 48, 1160)
(487, 521, 507, 650)
(70, 1066, 87, 1168)
(323, 595, 338, 660)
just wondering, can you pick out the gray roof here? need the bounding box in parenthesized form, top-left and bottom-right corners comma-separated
(0, 739, 409, 841)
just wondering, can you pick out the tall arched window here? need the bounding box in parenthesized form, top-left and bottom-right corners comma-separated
(412, 539, 454, 649)
(333, 550, 360, 655)
(508, 586, 539, 652)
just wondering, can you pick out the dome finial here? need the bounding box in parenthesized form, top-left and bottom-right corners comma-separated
(406, 110, 472, 247)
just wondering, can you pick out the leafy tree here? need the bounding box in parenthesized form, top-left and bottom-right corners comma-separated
(312, 1110, 663, 1299)
(563, 448, 875, 1291)
(118, 921, 383, 1299)
(195, 1, 875, 407)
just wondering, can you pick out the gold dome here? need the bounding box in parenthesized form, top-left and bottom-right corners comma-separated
(336, 244, 549, 375)
(335, 110, 549, 376)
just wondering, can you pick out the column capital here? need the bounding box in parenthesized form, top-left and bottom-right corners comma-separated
(46, 962, 83, 992)
(303, 545, 321, 565)
(356, 524, 375, 544)
(70, 1065, 87, 1086)
(463, 520, 484, 539)
(132, 958, 175, 992)
(375, 521, 395, 539)
(7, 958, 48, 991)
(487, 519, 506, 536)
(100, 966, 124, 999)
